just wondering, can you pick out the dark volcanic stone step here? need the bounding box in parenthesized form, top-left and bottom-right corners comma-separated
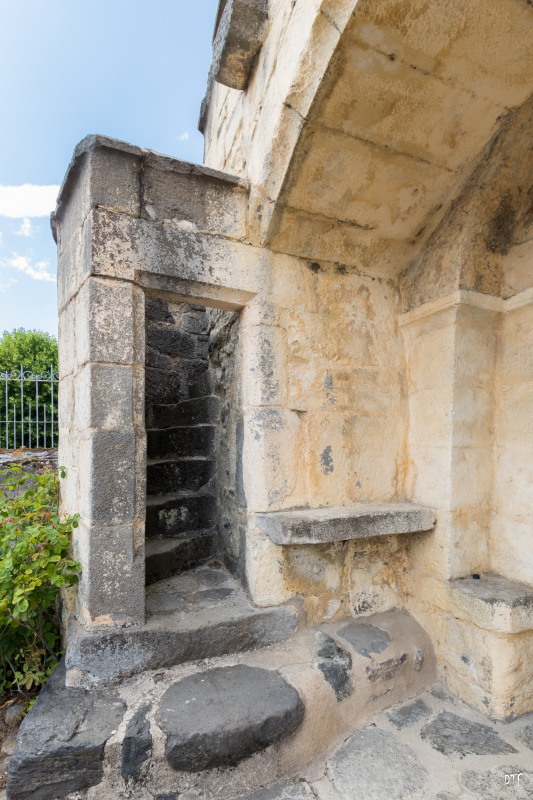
(152, 396, 220, 429)
(189, 370, 215, 399)
(147, 425, 216, 459)
(145, 493, 217, 537)
(6, 661, 125, 800)
(147, 457, 215, 494)
(145, 532, 215, 582)
(156, 665, 305, 771)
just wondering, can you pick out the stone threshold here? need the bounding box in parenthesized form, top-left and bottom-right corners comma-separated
(448, 572, 533, 634)
(255, 502, 435, 545)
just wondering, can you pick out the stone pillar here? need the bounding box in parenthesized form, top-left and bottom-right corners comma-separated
(55, 138, 147, 628)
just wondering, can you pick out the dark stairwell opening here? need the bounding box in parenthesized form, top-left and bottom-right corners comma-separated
(144, 295, 245, 585)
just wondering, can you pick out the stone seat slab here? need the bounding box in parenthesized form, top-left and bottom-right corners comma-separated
(448, 572, 533, 633)
(256, 503, 435, 545)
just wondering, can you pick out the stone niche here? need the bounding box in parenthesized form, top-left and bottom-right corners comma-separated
(144, 294, 246, 579)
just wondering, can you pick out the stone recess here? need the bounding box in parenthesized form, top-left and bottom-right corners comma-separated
(156, 665, 305, 771)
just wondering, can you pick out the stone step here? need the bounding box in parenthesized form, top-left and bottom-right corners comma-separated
(189, 369, 215, 399)
(145, 492, 217, 537)
(27, 603, 436, 799)
(145, 532, 215, 582)
(152, 395, 220, 429)
(65, 566, 300, 685)
(147, 424, 216, 459)
(147, 456, 216, 494)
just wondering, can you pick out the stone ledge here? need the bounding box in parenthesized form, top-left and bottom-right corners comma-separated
(255, 503, 435, 545)
(448, 572, 533, 634)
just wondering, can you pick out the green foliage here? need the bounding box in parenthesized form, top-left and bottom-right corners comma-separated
(0, 329, 58, 376)
(0, 329, 59, 448)
(0, 461, 80, 697)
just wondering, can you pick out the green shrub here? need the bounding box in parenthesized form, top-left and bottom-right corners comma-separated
(0, 462, 80, 698)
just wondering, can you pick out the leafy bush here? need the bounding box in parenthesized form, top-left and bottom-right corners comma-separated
(0, 462, 80, 698)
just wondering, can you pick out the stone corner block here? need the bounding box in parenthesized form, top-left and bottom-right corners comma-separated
(212, 0, 269, 91)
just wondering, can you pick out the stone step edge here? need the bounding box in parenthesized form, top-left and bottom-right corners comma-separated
(146, 491, 216, 507)
(64, 603, 301, 686)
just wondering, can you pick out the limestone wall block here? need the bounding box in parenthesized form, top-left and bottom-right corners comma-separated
(269, 253, 318, 314)
(58, 431, 80, 519)
(350, 0, 533, 108)
(141, 151, 248, 238)
(244, 525, 294, 607)
(243, 407, 308, 512)
(75, 278, 141, 368)
(77, 431, 136, 526)
(58, 374, 75, 434)
(58, 299, 77, 379)
(241, 324, 288, 407)
(74, 519, 144, 627)
(285, 126, 452, 239)
(74, 364, 141, 432)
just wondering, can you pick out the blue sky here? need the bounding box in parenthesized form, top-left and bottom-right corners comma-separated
(0, 1, 218, 336)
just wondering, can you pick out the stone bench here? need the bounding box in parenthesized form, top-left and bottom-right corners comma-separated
(448, 573, 533, 634)
(255, 503, 436, 545)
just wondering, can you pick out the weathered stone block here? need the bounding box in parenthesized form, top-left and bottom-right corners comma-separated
(121, 704, 152, 782)
(145, 493, 217, 537)
(211, 0, 269, 91)
(156, 665, 304, 771)
(147, 457, 216, 495)
(256, 503, 436, 545)
(151, 396, 220, 429)
(147, 425, 216, 460)
(448, 572, 533, 634)
(74, 363, 141, 431)
(78, 431, 136, 524)
(6, 661, 125, 800)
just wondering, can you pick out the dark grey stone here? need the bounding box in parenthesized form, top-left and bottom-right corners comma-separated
(421, 711, 517, 758)
(189, 370, 215, 399)
(157, 665, 304, 772)
(152, 396, 221, 429)
(145, 533, 215, 582)
(145, 493, 217, 537)
(255, 503, 436, 545)
(121, 704, 152, 781)
(243, 782, 315, 800)
(147, 323, 197, 358)
(516, 724, 533, 750)
(6, 661, 125, 800)
(145, 296, 173, 323)
(147, 457, 216, 495)
(313, 633, 353, 701)
(212, 0, 269, 91)
(328, 727, 428, 800)
(387, 699, 432, 729)
(337, 621, 391, 658)
(460, 765, 533, 799)
(66, 604, 300, 682)
(145, 345, 173, 371)
(146, 367, 186, 405)
(147, 425, 216, 459)
(155, 795, 178, 800)
(4, 703, 26, 727)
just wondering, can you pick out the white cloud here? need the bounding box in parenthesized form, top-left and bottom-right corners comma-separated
(0, 277, 18, 292)
(0, 185, 59, 218)
(1, 254, 56, 282)
(16, 218, 33, 237)
(178, 131, 190, 141)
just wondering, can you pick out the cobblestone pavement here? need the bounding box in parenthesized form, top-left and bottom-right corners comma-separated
(244, 686, 533, 800)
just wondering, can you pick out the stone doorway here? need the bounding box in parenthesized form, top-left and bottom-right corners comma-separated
(143, 294, 244, 586)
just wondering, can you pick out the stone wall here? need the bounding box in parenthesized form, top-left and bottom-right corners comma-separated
(206, 308, 246, 577)
(145, 296, 210, 419)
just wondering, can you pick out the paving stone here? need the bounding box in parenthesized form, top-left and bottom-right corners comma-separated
(243, 782, 315, 799)
(459, 764, 533, 799)
(121, 703, 152, 781)
(337, 621, 391, 658)
(328, 727, 428, 800)
(421, 711, 517, 758)
(387, 699, 432, 729)
(313, 633, 353, 701)
(156, 665, 305, 772)
(515, 724, 533, 750)
(6, 661, 125, 800)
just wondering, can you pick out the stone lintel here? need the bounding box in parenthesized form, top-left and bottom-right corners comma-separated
(255, 503, 436, 545)
(448, 572, 533, 634)
(53, 134, 248, 235)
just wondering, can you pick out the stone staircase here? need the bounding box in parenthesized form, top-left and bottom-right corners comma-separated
(145, 374, 220, 582)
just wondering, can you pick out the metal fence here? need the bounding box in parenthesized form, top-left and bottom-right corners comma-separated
(0, 366, 58, 450)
